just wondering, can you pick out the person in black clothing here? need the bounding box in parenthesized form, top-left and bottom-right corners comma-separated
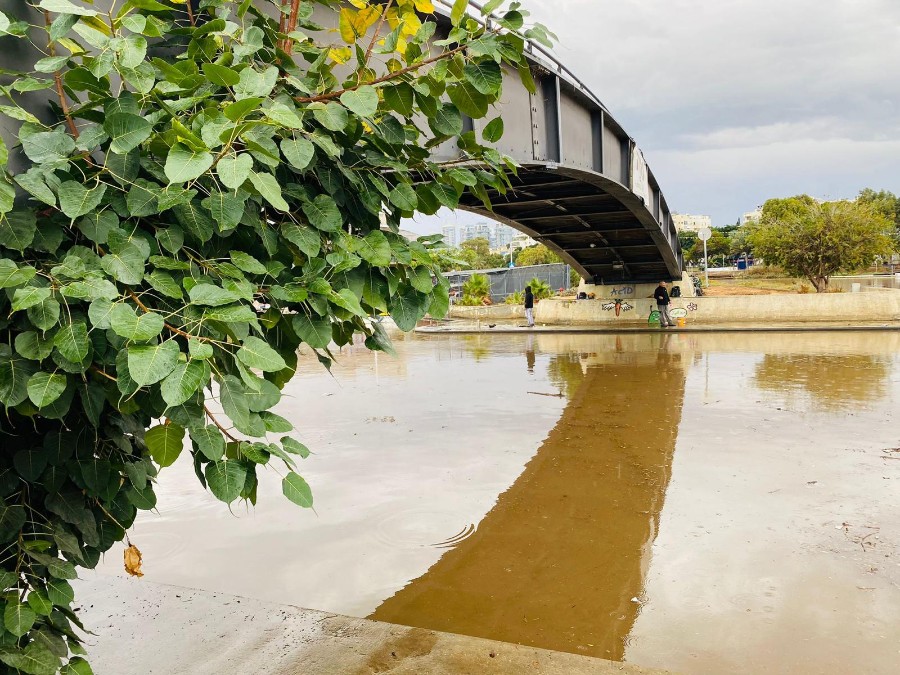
(524, 285, 535, 327)
(653, 281, 673, 327)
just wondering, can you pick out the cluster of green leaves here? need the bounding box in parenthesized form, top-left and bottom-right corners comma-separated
(748, 195, 894, 291)
(0, 0, 550, 671)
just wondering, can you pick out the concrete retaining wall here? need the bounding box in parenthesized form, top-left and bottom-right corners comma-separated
(536, 291, 900, 325)
(448, 305, 524, 321)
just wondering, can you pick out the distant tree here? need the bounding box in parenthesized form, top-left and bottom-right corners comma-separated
(728, 226, 754, 257)
(459, 237, 506, 269)
(690, 229, 729, 261)
(857, 188, 900, 229)
(516, 244, 561, 267)
(677, 231, 698, 256)
(527, 277, 553, 300)
(748, 196, 894, 291)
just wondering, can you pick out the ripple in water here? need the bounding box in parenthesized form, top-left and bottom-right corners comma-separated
(374, 509, 477, 550)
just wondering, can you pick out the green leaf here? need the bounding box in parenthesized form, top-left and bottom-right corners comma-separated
(234, 65, 278, 99)
(448, 82, 489, 118)
(27, 297, 61, 331)
(156, 225, 184, 254)
(217, 154, 253, 190)
(27, 372, 68, 408)
(46, 578, 74, 606)
(220, 375, 250, 430)
(302, 194, 342, 231)
(0, 641, 60, 675)
(202, 62, 240, 86)
(58, 181, 107, 220)
(189, 425, 224, 461)
(450, 0, 469, 24)
(165, 144, 214, 184)
(53, 320, 90, 361)
(237, 336, 287, 372)
(383, 83, 414, 116)
(0, 259, 36, 288)
(21, 131, 75, 163)
(205, 460, 248, 503)
(0, 211, 37, 250)
(311, 102, 349, 131)
(188, 338, 213, 359)
(39, 0, 98, 15)
(104, 113, 153, 154)
(27, 590, 53, 616)
(109, 304, 165, 341)
(160, 361, 207, 407)
(429, 103, 463, 137)
(100, 241, 146, 284)
(280, 137, 315, 171)
(0, 504, 26, 542)
(145, 423, 185, 467)
(4, 602, 36, 637)
(229, 251, 267, 275)
(482, 116, 504, 142)
(390, 286, 429, 331)
(292, 314, 332, 349)
(126, 179, 161, 217)
(281, 437, 311, 459)
(282, 471, 313, 508)
(464, 61, 503, 95)
(248, 171, 289, 212)
(15, 331, 55, 361)
(61, 657, 93, 675)
(340, 85, 378, 117)
(353, 230, 392, 266)
(389, 183, 418, 211)
(189, 283, 241, 307)
(127, 341, 180, 386)
(331, 288, 366, 317)
(282, 223, 320, 258)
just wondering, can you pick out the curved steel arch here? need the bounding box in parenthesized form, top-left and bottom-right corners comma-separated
(429, 0, 683, 282)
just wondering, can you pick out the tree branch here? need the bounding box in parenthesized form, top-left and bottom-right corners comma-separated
(295, 43, 467, 104)
(44, 11, 79, 139)
(126, 289, 215, 343)
(365, 0, 394, 64)
(204, 405, 239, 442)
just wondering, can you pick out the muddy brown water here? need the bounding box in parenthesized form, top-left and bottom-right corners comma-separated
(91, 331, 900, 674)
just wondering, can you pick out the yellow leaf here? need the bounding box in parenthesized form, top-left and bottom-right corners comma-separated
(348, 0, 368, 7)
(56, 38, 86, 55)
(414, 0, 436, 12)
(328, 47, 352, 64)
(400, 11, 422, 37)
(124, 545, 144, 578)
(386, 7, 401, 30)
(339, 6, 383, 44)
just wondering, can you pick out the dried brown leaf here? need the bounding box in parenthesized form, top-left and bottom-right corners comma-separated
(124, 544, 144, 577)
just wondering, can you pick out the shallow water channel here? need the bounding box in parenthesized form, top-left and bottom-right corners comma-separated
(92, 330, 900, 674)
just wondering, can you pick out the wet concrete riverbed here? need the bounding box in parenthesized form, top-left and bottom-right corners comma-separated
(89, 330, 900, 674)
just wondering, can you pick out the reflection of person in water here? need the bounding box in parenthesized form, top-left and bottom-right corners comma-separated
(525, 334, 535, 374)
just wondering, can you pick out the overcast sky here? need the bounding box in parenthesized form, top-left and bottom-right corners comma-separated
(405, 0, 900, 234)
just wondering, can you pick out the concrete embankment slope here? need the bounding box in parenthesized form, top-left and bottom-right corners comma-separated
(76, 576, 670, 675)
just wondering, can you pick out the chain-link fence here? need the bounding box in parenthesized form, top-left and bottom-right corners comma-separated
(444, 264, 572, 303)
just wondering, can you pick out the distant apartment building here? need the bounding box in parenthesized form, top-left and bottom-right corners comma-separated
(741, 209, 762, 225)
(441, 225, 458, 248)
(672, 213, 712, 232)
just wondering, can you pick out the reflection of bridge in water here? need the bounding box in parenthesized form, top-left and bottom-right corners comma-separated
(371, 335, 688, 660)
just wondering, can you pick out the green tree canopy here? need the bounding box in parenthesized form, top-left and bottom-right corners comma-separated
(515, 243, 561, 267)
(748, 196, 894, 291)
(0, 0, 551, 670)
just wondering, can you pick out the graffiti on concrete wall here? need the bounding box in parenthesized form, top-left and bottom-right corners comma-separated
(601, 299, 634, 316)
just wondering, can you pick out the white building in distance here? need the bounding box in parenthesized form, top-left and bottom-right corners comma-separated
(741, 209, 763, 225)
(441, 225, 458, 248)
(672, 213, 712, 232)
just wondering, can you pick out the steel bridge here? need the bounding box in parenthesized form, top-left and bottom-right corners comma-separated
(430, 1, 682, 283)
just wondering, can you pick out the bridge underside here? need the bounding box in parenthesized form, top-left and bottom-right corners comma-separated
(458, 167, 682, 284)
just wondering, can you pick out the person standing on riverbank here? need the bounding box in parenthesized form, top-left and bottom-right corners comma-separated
(524, 285, 535, 327)
(654, 281, 673, 328)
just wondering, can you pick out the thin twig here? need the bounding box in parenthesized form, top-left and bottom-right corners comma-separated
(126, 289, 215, 343)
(44, 11, 79, 138)
(364, 0, 395, 64)
(95, 501, 133, 546)
(204, 405, 239, 442)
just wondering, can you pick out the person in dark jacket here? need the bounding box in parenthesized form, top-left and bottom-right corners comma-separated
(653, 281, 673, 327)
(524, 285, 535, 327)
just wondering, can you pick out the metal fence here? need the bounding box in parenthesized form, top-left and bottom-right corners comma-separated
(444, 264, 572, 304)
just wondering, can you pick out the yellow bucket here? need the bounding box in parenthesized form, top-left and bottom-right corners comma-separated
(676, 317, 686, 327)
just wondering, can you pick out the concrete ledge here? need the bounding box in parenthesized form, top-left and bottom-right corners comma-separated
(448, 305, 524, 320)
(535, 293, 900, 325)
(76, 576, 670, 675)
